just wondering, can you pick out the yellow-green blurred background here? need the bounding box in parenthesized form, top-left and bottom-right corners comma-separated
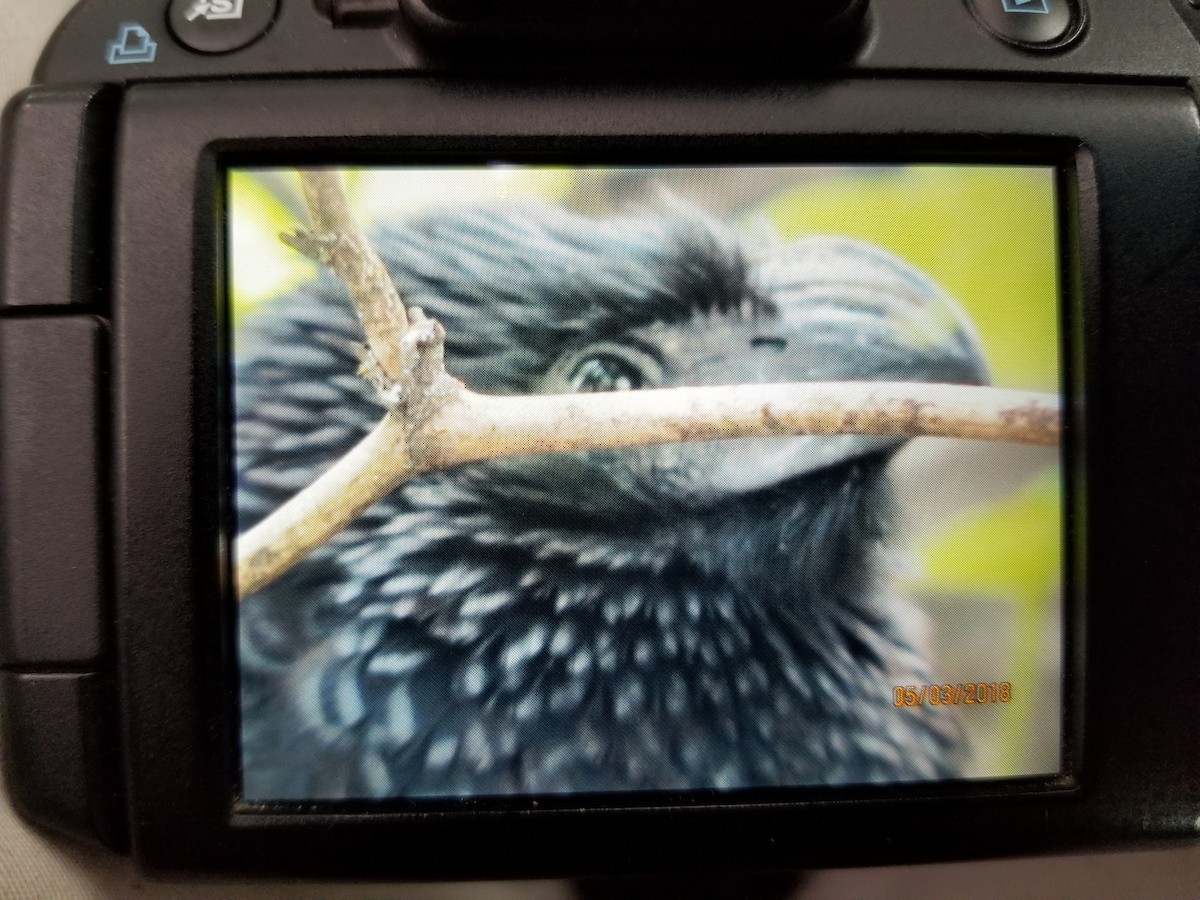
(228, 164, 1064, 781)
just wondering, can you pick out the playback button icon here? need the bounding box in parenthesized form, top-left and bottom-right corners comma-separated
(167, 0, 279, 54)
(967, 0, 1084, 48)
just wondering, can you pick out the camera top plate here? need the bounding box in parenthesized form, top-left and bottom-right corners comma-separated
(23, 0, 1200, 86)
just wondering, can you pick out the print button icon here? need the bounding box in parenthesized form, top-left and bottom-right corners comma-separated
(105, 22, 158, 65)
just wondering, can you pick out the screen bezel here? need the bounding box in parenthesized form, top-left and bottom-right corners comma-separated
(224, 159, 1070, 810)
(111, 76, 1200, 876)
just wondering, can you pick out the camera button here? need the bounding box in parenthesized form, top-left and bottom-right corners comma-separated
(966, 0, 1084, 49)
(167, 0, 279, 54)
(0, 87, 113, 310)
(0, 319, 106, 668)
(0, 673, 126, 848)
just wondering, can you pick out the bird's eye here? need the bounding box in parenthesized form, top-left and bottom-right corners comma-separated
(568, 354, 644, 392)
(543, 342, 663, 396)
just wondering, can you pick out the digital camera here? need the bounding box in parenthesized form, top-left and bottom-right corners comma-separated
(1, 0, 1199, 878)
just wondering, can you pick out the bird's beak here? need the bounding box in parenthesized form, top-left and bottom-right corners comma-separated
(657, 236, 990, 501)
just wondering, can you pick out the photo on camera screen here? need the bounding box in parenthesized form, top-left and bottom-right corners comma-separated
(228, 164, 1064, 803)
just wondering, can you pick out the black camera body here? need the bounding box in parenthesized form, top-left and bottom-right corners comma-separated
(1, 0, 1199, 878)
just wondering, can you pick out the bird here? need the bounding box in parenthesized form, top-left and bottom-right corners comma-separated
(234, 197, 988, 802)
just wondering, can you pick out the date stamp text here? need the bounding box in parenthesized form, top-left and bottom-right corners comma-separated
(893, 682, 1012, 708)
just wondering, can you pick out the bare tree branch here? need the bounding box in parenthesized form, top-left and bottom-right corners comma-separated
(419, 382, 1059, 466)
(234, 171, 1062, 600)
(282, 171, 413, 391)
(237, 414, 410, 599)
(237, 381, 1059, 599)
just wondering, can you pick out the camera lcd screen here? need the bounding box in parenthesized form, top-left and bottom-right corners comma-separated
(229, 164, 1064, 803)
